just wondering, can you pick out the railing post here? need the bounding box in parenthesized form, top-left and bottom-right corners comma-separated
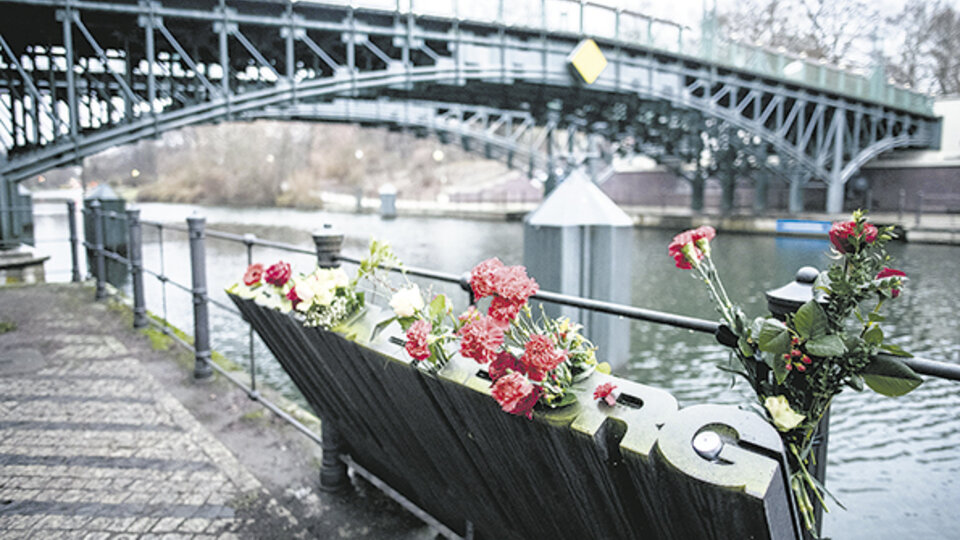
(91, 200, 107, 300)
(187, 215, 213, 380)
(67, 200, 81, 282)
(126, 208, 147, 329)
(312, 223, 343, 269)
(311, 223, 349, 491)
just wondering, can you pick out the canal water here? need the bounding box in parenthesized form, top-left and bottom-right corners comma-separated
(33, 199, 960, 538)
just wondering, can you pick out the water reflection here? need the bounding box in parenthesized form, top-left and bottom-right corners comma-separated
(31, 200, 960, 539)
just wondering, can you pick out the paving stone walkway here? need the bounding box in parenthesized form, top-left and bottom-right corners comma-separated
(0, 294, 302, 539)
(0, 284, 432, 539)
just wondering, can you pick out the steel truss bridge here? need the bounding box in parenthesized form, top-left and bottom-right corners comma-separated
(0, 0, 942, 247)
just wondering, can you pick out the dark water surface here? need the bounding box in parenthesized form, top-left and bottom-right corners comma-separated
(34, 201, 960, 538)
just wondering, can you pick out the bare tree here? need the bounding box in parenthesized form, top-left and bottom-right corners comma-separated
(717, 0, 879, 68)
(887, 0, 960, 95)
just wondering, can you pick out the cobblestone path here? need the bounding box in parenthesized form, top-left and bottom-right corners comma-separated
(0, 286, 303, 539)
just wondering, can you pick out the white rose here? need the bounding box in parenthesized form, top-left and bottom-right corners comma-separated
(390, 286, 424, 318)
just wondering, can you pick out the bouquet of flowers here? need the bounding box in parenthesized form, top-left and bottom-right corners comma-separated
(227, 240, 400, 331)
(670, 210, 921, 534)
(383, 258, 601, 418)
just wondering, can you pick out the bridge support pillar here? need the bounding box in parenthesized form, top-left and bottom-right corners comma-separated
(0, 174, 14, 250)
(825, 178, 845, 214)
(523, 169, 633, 368)
(788, 176, 805, 214)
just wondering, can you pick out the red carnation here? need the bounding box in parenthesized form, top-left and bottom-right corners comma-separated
(488, 296, 522, 325)
(404, 320, 432, 361)
(495, 265, 539, 305)
(593, 382, 618, 407)
(265, 261, 292, 286)
(470, 258, 505, 300)
(489, 350, 523, 381)
(667, 231, 703, 270)
(243, 263, 264, 286)
(491, 372, 542, 419)
(285, 286, 301, 309)
(876, 267, 907, 298)
(829, 221, 878, 254)
(690, 225, 716, 243)
(458, 315, 504, 364)
(521, 334, 566, 374)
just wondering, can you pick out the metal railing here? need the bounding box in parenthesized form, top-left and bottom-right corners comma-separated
(336, 0, 933, 115)
(66, 202, 960, 538)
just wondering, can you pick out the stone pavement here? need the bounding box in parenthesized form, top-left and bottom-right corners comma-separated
(0, 284, 434, 539)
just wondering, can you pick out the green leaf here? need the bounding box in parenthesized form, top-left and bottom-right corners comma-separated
(772, 353, 790, 384)
(868, 312, 886, 323)
(879, 343, 914, 358)
(738, 337, 755, 358)
(847, 374, 864, 391)
(863, 325, 884, 346)
(862, 356, 923, 396)
(426, 294, 448, 320)
(793, 301, 829, 340)
(804, 334, 846, 357)
(757, 319, 791, 355)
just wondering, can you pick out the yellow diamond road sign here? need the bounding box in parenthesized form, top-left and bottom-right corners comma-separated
(568, 39, 607, 85)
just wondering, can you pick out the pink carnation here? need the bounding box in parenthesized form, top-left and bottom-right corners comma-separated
(491, 372, 541, 419)
(470, 258, 505, 300)
(593, 382, 618, 407)
(521, 334, 566, 374)
(458, 315, 504, 364)
(405, 320, 432, 361)
(667, 231, 703, 270)
(488, 296, 522, 325)
(495, 266, 539, 305)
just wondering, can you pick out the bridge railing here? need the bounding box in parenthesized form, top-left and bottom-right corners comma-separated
(67, 202, 960, 536)
(321, 0, 933, 115)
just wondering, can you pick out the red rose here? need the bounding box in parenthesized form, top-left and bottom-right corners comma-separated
(488, 350, 523, 381)
(404, 320, 432, 361)
(243, 263, 264, 286)
(265, 261, 292, 286)
(829, 221, 878, 254)
(285, 286, 301, 309)
(593, 382, 618, 407)
(667, 231, 703, 270)
(469, 258, 505, 299)
(491, 372, 541, 419)
(458, 315, 504, 364)
(876, 267, 906, 298)
(495, 265, 539, 305)
(521, 334, 566, 374)
(488, 296, 522, 325)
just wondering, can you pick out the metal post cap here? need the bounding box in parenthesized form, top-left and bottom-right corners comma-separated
(765, 266, 820, 320)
